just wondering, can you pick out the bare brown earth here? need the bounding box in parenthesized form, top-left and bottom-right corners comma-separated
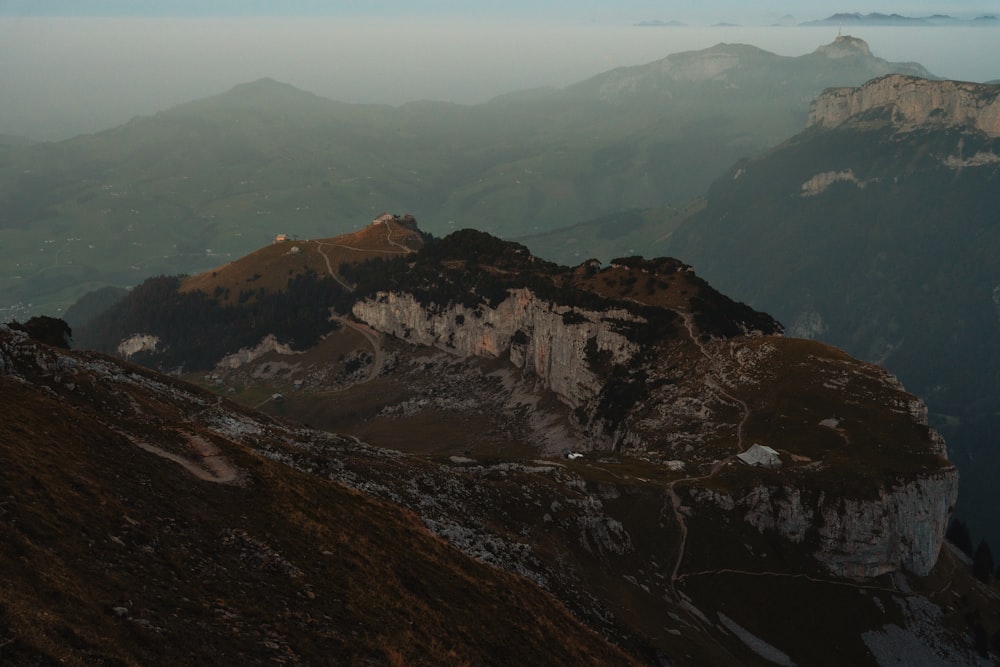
(180, 217, 423, 304)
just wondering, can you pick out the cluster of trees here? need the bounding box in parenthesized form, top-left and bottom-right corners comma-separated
(77, 271, 345, 371)
(945, 519, 1000, 657)
(947, 519, 998, 583)
(7, 315, 72, 349)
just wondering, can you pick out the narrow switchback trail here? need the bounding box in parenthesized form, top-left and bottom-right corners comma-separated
(312, 240, 354, 292)
(379, 218, 417, 254)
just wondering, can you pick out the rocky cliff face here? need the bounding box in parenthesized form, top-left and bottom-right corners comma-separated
(681, 339, 959, 579)
(808, 74, 1000, 136)
(694, 469, 957, 578)
(351, 286, 959, 579)
(352, 289, 639, 413)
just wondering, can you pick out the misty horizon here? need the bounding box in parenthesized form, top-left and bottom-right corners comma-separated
(1, 16, 998, 141)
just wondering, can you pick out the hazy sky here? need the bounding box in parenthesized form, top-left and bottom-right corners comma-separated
(1, 1, 996, 20)
(1, 1, 998, 140)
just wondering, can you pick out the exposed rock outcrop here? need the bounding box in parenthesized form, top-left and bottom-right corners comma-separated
(352, 289, 639, 411)
(800, 169, 869, 196)
(117, 333, 160, 359)
(695, 468, 958, 578)
(217, 334, 299, 369)
(808, 74, 1000, 136)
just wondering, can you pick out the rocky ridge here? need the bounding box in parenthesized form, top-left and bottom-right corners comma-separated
(64, 221, 980, 662)
(94, 225, 960, 584)
(808, 74, 1000, 136)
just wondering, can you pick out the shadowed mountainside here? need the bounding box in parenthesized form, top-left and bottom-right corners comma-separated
(659, 75, 1000, 552)
(0, 322, 641, 666)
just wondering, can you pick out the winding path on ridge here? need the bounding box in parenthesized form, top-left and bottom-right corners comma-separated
(309, 220, 415, 383)
(666, 311, 753, 594)
(311, 218, 416, 292)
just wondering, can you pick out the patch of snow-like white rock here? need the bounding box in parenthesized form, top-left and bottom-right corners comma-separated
(217, 334, 299, 369)
(800, 169, 868, 196)
(116, 333, 160, 359)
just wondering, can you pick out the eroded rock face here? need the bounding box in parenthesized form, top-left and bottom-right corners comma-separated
(352, 289, 639, 411)
(808, 74, 1000, 137)
(693, 468, 957, 579)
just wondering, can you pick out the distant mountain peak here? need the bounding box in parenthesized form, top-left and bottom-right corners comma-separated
(224, 77, 314, 98)
(814, 34, 873, 59)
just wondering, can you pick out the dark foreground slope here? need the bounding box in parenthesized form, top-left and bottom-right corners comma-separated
(666, 74, 1000, 549)
(0, 323, 639, 666)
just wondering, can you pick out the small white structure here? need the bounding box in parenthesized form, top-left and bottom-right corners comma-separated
(274, 234, 289, 243)
(736, 444, 782, 469)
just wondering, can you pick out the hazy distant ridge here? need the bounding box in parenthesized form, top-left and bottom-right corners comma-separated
(802, 12, 998, 26)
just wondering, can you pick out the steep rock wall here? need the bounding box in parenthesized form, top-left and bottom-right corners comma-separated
(693, 467, 957, 579)
(808, 74, 1000, 137)
(352, 289, 640, 411)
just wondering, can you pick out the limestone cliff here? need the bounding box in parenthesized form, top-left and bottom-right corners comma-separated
(350, 283, 958, 580)
(808, 74, 1000, 137)
(694, 469, 958, 578)
(352, 289, 639, 413)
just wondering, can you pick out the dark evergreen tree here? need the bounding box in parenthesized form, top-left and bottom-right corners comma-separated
(10, 316, 72, 349)
(973, 540, 994, 583)
(947, 519, 974, 558)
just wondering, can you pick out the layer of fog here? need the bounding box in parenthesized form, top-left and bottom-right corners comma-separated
(1, 17, 998, 141)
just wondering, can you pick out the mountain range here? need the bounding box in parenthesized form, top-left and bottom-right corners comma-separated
(0, 36, 933, 317)
(802, 13, 1000, 26)
(9, 216, 997, 664)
